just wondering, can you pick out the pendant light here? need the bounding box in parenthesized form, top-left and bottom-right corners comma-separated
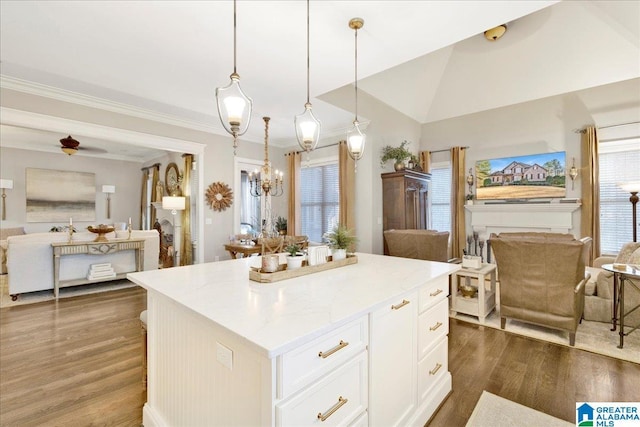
(347, 18, 365, 163)
(216, 0, 253, 155)
(294, 0, 321, 153)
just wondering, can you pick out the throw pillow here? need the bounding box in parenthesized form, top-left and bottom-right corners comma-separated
(628, 247, 640, 266)
(615, 242, 640, 263)
(596, 270, 614, 299)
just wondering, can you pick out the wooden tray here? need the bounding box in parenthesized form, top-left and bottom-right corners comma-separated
(249, 255, 358, 283)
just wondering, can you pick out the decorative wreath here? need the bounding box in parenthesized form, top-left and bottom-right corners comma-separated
(206, 181, 233, 212)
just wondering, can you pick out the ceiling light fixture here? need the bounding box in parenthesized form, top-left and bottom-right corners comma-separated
(249, 117, 284, 198)
(60, 135, 79, 155)
(216, 0, 253, 155)
(294, 0, 321, 154)
(347, 17, 366, 167)
(484, 24, 507, 41)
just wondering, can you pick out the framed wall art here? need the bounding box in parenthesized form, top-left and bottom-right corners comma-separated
(26, 168, 96, 222)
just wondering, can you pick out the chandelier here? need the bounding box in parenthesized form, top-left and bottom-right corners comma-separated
(249, 117, 284, 197)
(215, 0, 253, 155)
(347, 17, 366, 164)
(294, 0, 320, 153)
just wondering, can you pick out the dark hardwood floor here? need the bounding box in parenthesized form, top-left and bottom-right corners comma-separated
(1, 287, 638, 426)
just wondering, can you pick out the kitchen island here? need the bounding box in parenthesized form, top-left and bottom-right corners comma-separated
(128, 252, 459, 427)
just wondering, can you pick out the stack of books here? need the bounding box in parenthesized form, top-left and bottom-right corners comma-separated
(87, 263, 116, 280)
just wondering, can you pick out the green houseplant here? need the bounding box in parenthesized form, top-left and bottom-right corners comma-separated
(284, 243, 304, 270)
(380, 140, 413, 171)
(324, 225, 357, 261)
(275, 216, 288, 235)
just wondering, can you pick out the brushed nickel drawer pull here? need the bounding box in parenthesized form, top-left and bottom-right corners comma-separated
(430, 289, 443, 297)
(318, 340, 349, 358)
(429, 321, 443, 331)
(391, 299, 410, 310)
(429, 363, 442, 376)
(317, 396, 348, 421)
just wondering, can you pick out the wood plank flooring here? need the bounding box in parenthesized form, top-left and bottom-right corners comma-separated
(1, 287, 639, 426)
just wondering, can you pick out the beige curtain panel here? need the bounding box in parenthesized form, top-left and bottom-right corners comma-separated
(450, 147, 466, 259)
(287, 151, 302, 236)
(581, 126, 600, 264)
(339, 141, 356, 233)
(140, 168, 149, 228)
(180, 154, 193, 266)
(150, 165, 159, 229)
(419, 151, 431, 174)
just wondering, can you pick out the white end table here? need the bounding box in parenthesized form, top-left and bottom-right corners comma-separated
(450, 263, 497, 323)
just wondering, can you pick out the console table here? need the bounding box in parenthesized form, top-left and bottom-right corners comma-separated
(51, 239, 145, 299)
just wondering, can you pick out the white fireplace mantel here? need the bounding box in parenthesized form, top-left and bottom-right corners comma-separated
(466, 202, 581, 235)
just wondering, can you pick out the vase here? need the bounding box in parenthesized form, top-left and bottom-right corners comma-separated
(394, 162, 405, 171)
(332, 248, 347, 261)
(286, 255, 304, 270)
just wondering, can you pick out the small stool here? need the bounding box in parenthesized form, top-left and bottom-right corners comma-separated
(140, 310, 148, 390)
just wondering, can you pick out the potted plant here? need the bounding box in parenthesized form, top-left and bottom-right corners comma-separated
(380, 140, 413, 171)
(275, 216, 288, 235)
(466, 193, 474, 205)
(285, 243, 304, 270)
(324, 225, 357, 261)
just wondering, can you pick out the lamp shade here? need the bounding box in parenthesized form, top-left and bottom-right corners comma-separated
(102, 185, 116, 194)
(0, 179, 13, 190)
(619, 181, 640, 193)
(162, 196, 186, 211)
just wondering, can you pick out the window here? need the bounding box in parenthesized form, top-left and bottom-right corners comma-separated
(430, 162, 451, 233)
(599, 138, 640, 254)
(300, 160, 339, 243)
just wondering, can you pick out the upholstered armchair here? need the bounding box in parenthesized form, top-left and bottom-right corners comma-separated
(383, 229, 449, 262)
(490, 233, 592, 346)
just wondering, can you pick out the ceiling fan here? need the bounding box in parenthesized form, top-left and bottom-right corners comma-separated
(59, 135, 107, 156)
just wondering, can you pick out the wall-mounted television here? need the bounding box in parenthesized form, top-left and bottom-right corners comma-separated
(475, 151, 567, 200)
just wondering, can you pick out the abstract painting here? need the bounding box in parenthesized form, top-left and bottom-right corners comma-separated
(26, 168, 96, 222)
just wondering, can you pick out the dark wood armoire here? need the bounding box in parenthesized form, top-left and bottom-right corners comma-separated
(382, 169, 431, 253)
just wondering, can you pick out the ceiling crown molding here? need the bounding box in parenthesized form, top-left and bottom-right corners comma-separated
(0, 74, 227, 137)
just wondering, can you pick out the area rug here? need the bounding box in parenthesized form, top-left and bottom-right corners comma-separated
(452, 308, 640, 364)
(0, 275, 138, 308)
(466, 391, 573, 427)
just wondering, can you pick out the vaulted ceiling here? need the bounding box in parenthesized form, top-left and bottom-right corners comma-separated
(1, 1, 638, 159)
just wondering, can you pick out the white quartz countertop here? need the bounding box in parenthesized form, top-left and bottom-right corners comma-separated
(128, 253, 459, 358)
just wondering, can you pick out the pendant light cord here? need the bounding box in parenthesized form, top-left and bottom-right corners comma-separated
(306, 0, 310, 104)
(354, 26, 359, 121)
(233, 0, 237, 74)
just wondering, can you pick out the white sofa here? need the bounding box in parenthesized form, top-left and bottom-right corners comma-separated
(7, 230, 159, 298)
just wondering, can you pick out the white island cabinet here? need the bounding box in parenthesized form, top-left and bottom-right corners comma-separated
(127, 253, 459, 427)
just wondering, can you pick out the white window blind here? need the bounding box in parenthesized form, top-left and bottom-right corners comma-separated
(599, 139, 640, 254)
(430, 163, 451, 233)
(300, 163, 340, 242)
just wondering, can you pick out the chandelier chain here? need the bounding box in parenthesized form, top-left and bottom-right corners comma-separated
(233, 0, 237, 74)
(354, 25, 359, 121)
(306, 0, 310, 104)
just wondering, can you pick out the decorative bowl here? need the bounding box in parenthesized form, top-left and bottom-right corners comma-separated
(87, 224, 115, 242)
(460, 285, 477, 298)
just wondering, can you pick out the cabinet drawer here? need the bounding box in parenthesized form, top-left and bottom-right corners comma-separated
(276, 351, 368, 427)
(279, 316, 368, 398)
(418, 275, 449, 313)
(418, 298, 449, 360)
(418, 337, 448, 402)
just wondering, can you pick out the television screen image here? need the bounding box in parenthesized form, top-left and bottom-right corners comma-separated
(475, 151, 567, 200)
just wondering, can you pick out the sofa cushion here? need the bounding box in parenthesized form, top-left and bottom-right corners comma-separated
(0, 227, 25, 241)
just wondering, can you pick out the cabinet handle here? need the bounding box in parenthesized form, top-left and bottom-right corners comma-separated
(318, 340, 349, 359)
(317, 396, 348, 421)
(429, 363, 442, 376)
(430, 289, 443, 297)
(429, 321, 443, 331)
(391, 299, 410, 310)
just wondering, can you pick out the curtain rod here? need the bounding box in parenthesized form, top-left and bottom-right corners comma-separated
(599, 121, 640, 130)
(287, 142, 341, 156)
(140, 163, 161, 171)
(429, 146, 469, 154)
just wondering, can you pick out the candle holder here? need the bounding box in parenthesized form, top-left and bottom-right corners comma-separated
(127, 222, 132, 240)
(68, 225, 73, 243)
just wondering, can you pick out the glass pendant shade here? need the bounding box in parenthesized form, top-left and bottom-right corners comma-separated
(216, 73, 253, 137)
(347, 120, 366, 161)
(295, 103, 321, 152)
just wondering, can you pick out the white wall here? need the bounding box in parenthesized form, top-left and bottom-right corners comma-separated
(0, 147, 143, 232)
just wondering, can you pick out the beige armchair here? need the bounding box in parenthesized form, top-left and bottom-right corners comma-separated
(490, 233, 592, 346)
(383, 229, 449, 262)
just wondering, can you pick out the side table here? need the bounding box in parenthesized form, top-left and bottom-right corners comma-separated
(602, 263, 640, 349)
(450, 263, 497, 323)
